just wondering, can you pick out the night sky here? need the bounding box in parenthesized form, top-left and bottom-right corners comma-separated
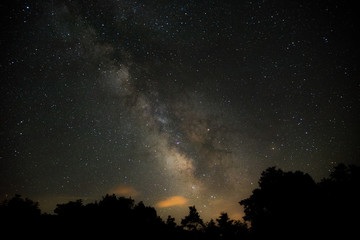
(1, 0, 359, 221)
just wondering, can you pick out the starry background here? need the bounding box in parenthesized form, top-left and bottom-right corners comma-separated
(1, 0, 359, 221)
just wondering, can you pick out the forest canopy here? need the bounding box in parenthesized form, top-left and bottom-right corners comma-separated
(1, 163, 359, 239)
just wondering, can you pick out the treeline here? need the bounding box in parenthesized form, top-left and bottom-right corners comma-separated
(240, 163, 360, 239)
(0, 193, 247, 239)
(0, 163, 359, 239)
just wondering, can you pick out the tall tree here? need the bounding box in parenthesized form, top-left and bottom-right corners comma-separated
(216, 212, 233, 231)
(239, 167, 317, 238)
(181, 206, 204, 231)
(318, 164, 360, 238)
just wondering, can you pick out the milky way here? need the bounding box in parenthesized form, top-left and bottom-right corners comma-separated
(1, 0, 359, 221)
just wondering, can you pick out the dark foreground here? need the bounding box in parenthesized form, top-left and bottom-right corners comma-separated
(1, 163, 359, 239)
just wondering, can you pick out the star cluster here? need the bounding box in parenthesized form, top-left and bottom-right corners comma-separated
(1, 0, 359, 221)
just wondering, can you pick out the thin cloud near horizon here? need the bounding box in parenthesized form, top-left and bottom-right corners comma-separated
(156, 196, 188, 208)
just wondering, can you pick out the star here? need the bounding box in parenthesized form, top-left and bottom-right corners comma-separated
(0, 0, 358, 223)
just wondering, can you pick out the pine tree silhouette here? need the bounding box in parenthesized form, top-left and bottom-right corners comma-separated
(181, 206, 205, 231)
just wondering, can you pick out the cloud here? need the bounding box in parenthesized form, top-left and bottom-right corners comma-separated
(109, 185, 139, 197)
(156, 196, 188, 208)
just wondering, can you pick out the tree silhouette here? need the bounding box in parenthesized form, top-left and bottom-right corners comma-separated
(0, 194, 41, 218)
(181, 205, 205, 231)
(206, 218, 217, 231)
(1, 163, 358, 239)
(54, 199, 84, 217)
(133, 200, 163, 230)
(204, 219, 219, 240)
(98, 193, 134, 216)
(166, 215, 177, 229)
(239, 167, 318, 238)
(239, 164, 360, 239)
(216, 212, 233, 231)
(318, 163, 360, 238)
(0, 194, 43, 237)
(214, 212, 248, 240)
(231, 219, 248, 239)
